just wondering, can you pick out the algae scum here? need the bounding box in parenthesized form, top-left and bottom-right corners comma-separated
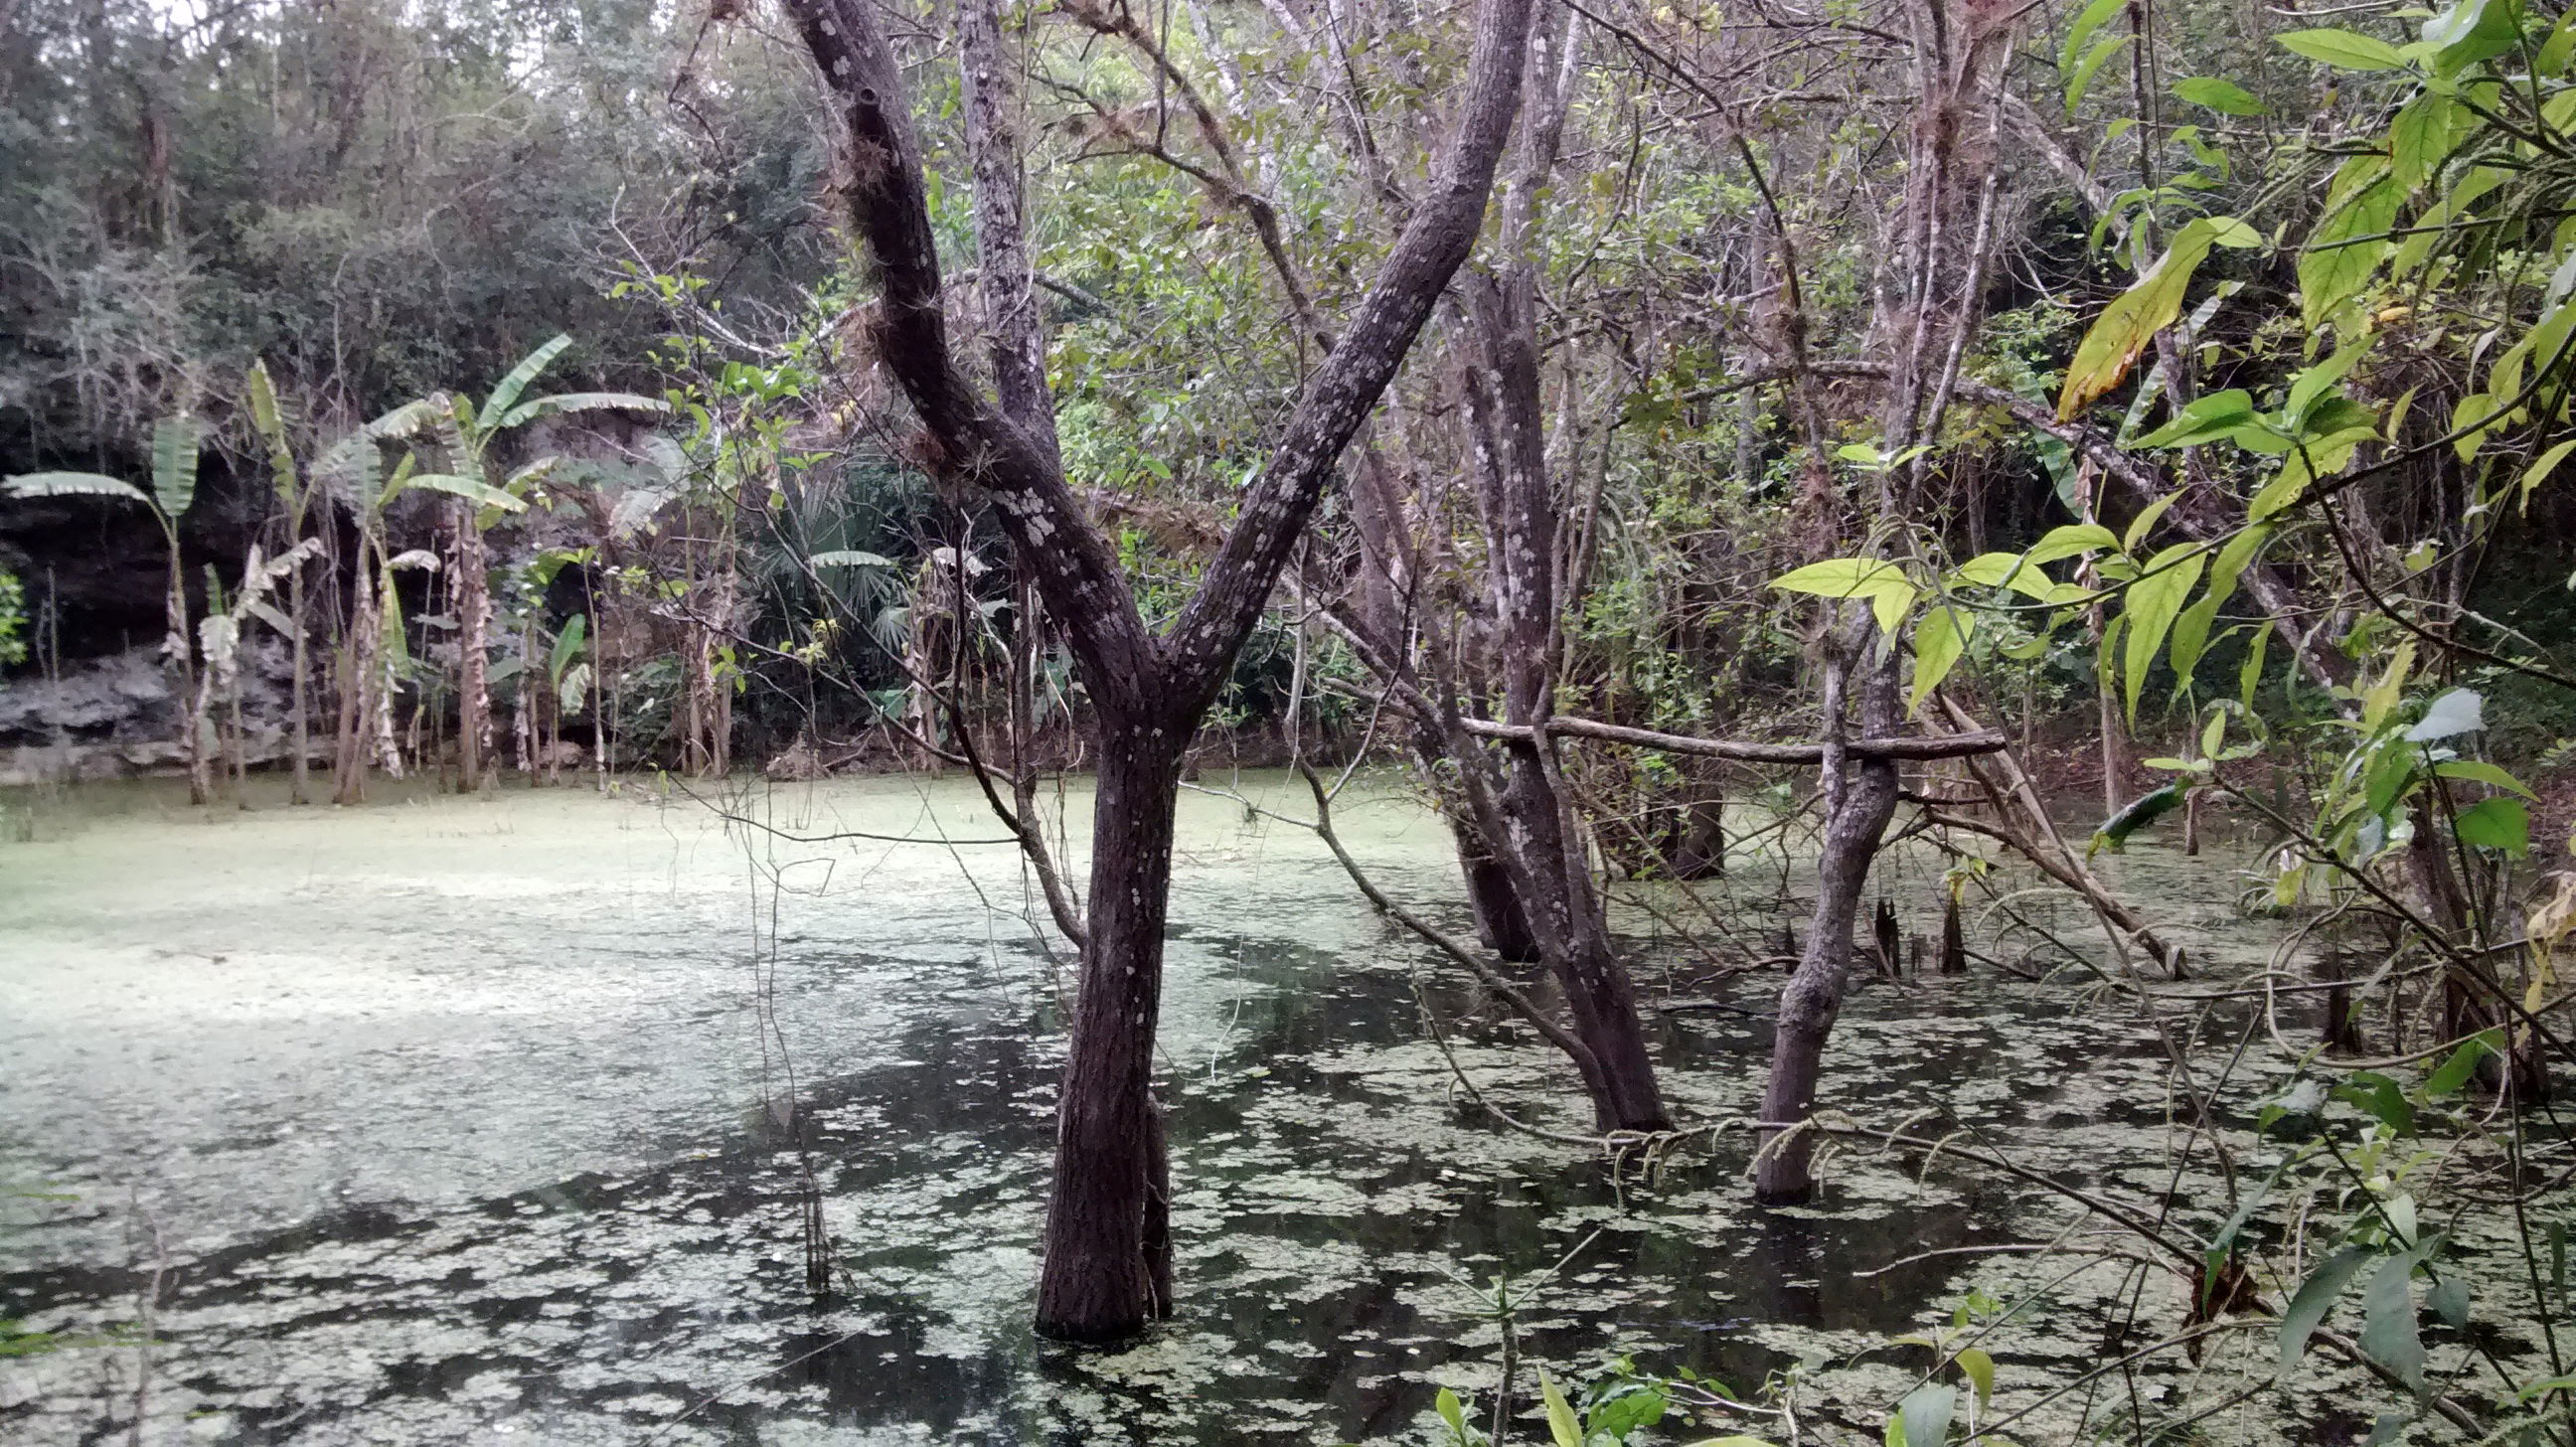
(0, 774, 2301, 1443)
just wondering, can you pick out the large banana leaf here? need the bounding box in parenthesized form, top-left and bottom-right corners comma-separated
(484, 334, 572, 424)
(3, 471, 153, 506)
(151, 416, 203, 518)
(403, 472, 528, 513)
(245, 361, 301, 506)
(549, 613, 588, 686)
(495, 392, 670, 430)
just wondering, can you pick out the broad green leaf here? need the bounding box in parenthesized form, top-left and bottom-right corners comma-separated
(2276, 27, 2409, 69)
(550, 613, 589, 686)
(1910, 604, 1972, 716)
(1872, 580, 1920, 640)
(484, 333, 573, 426)
(2388, 92, 2458, 189)
(247, 360, 301, 506)
(2124, 492, 2183, 551)
(2092, 783, 2184, 854)
(2424, 0, 2525, 74)
(1435, 1386, 1468, 1439)
(2170, 524, 2273, 680)
(2433, 759, 2532, 797)
(2134, 390, 2257, 448)
(2288, 340, 2373, 425)
(2357, 1251, 2426, 1393)
(2455, 796, 2529, 853)
(2519, 438, 2576, 510)
(2059, 218, 2257, 418)
(1895, 1382, 1957, 1447)
(1952, 553, 2054, 600)
(1538, 1368, 1583, 1447)
(2362, 641, 2417, 731)
(2425, 1030, 2501, 1097)
(2024, 523, 2122, 565)
(2122, 544, 2207, 723)
(2, 471, 153, 506)
(2174, 76, 2264, 114)
(2280, 1247, 2370, 1371)
(2406, 688, 2484, 740)
(2301, 160, 2404, 329)
(1955, 1347, 1996, 1405)
(1772, 559, 1908, 595)
(151, 415, 202, 519)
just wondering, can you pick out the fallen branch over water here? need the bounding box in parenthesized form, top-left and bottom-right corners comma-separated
(1458, 714, 2009, 762)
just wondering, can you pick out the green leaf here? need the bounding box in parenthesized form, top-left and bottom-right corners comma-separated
(2240, 618, 2274, 711)
(2280, 1247, 2371, 1371)
(2122, 544, 2208, 723)
(1435, 1387, 1469, 1442)
(2301, 161, 2404, 329)
(2060, 0, 2129, 74)
(2124, 493, 2184, 552)
(2060, 218, 2259, 418)
(1951, 553, 2054, 600)
(2135, 390, 2258, 448)
(2276, 27, 2410, 70)
(1955, 1347, 1996, 1406)
(2432, 759, 2531, 797)
(2093, 783, 2184, 854)
(1895, 1382, 1957, 1447)
(2406, 688, 2485, 741)
(151, 415, 202, 519)
(2455, 796, 2529, 853)
(2066, 33, 2136, 115)
(1772, 559, 1909, 596)
(810, 550, 898, 569)
(2424, 1030, 2501, 1098)
(2024, 523, 2123, 565)
(2358, 1251, 2427, 1394)
(403, 472, 530, 514)
(550, 614, 589, 686)
(2174, 76, 2265, 114)
(2, 471, 153, 507)
(1910, 604, 1972, 716)
(2424, 0, 2525, 74)
(2520, 438, 2576, 510)
(484, 333, 573, 426)
(1539, 1368, 1583, 1447)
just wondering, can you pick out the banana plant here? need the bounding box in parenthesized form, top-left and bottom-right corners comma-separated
(371, 334, 666, 790)
(3, 418, 211, 801)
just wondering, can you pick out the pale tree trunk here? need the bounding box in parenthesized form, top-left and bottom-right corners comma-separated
(166, 546, 208, 805)
(287, 564, 311, 804)
(453, 501, 492, 791)
(785, 0, 1534, 1341)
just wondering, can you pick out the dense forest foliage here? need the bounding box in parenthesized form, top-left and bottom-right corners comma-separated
(7, 0, 2576, 1440)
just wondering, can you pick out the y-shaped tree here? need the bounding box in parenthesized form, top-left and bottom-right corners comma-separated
(778, 0, 1534, 1342)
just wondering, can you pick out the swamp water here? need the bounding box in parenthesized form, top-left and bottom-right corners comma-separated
(0, 773, 2355, 1443)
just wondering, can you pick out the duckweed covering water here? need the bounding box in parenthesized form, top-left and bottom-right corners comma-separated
(0, 774, 2560, 1443)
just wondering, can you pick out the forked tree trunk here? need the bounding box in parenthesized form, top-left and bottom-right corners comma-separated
(786, 0, 1532, 1341)
(1032, 724, 1187, 1339)
(1754, 622, 1901, 1203)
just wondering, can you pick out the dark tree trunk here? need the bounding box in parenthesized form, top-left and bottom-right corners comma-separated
(785, 0, 1536, 1343)
(1755, 625, 1901, 1204)
(1034, 726, 1186, 1340)
(1939, 886, 1967, 975)
(1456, 830, 1540, 962)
